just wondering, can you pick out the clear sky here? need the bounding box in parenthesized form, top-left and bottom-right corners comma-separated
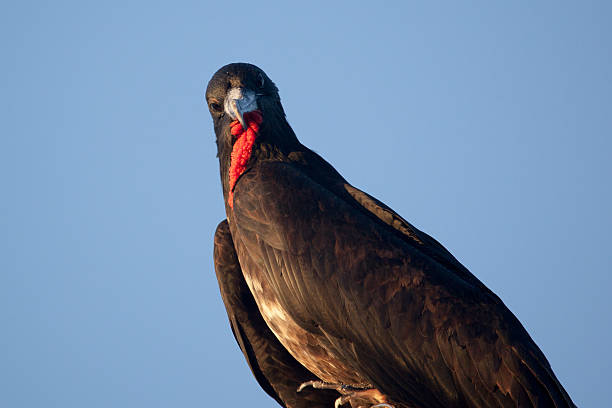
(1, 1, 610, 407)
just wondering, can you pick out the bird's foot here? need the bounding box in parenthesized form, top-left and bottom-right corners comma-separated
(333, 389, 394, 408)
(298, 381, 394, 408)
(297, 380, 363, 393)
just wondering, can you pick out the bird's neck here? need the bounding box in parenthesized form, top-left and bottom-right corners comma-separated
(217, 111, 301, 208)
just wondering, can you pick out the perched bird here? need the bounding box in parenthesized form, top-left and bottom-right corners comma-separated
(207, 63, 576, 408)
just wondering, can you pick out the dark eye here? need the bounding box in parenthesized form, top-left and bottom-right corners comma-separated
(258, 73, 265, 89)
(209, 101, 223, 113)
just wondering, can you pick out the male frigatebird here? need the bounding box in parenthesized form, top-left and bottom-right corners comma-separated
(207, 63, 575, 408)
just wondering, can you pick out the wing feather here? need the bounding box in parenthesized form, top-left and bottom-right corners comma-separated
(213, 220, 340, 408)
(231, 161, 575, 407)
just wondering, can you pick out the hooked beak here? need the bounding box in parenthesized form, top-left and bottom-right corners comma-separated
(224, 87, 258, 130)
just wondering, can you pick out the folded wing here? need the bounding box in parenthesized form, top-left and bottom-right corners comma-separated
(213, 220, 340, 408)
(230, 161, 575, 408)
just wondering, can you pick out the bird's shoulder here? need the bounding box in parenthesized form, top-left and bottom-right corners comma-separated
(237, 152, 491, 292)
(232, 157, 574, 407)
(234, 156, 494, 304)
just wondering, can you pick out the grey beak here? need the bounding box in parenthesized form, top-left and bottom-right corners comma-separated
(224, 87, 258, 130)
(228, 98, 247, 130)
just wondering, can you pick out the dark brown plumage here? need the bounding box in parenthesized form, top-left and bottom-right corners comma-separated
(207, 62, 576, 408)
(214, 220, 340, 407)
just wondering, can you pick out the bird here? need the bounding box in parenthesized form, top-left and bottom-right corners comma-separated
(207, 62, 576, 408)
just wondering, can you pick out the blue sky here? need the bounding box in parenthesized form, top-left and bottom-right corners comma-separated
(1, 1, 610, 407)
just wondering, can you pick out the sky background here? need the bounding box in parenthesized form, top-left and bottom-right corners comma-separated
(1, 1, 611, 407)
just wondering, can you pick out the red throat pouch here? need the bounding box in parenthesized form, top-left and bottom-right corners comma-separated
(228, 110, 263, 209)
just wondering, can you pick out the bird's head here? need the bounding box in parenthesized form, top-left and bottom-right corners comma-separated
(206, 63, 299, 208)
(205, 63, 285, 147)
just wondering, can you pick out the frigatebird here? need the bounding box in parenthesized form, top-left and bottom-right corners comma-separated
(207, 63, 575, 408)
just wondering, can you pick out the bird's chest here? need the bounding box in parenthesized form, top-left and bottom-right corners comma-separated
(229, 226, 365, 385)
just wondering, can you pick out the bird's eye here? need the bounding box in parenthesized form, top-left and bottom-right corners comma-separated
(209, 101, 223, 113)
(258, 73, 265, 89)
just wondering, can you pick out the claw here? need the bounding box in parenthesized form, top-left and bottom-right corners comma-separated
(334, 395, 394, 408)
(297, 380, 342, 392)
(297, 380, 394, 408)
(334, 394, 350, 408)
(297, 380, 315, 392)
